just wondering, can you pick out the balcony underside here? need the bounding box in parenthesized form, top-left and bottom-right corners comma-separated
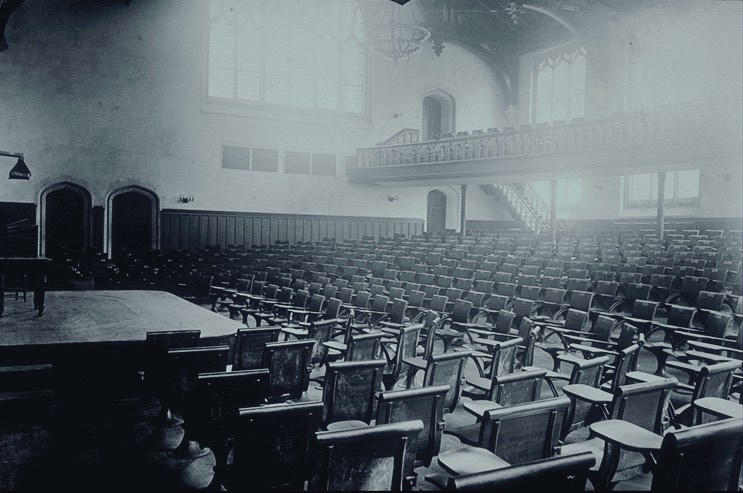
(349, 135, 741, 186)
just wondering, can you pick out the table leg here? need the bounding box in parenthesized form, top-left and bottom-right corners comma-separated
(0, 274, 5, 317)
(33, 274, 46, 316)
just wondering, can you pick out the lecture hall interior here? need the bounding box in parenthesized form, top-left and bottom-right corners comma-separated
(0, 0, 741, 490)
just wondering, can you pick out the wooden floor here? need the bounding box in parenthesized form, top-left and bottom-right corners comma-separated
(0, 294, 661, 491)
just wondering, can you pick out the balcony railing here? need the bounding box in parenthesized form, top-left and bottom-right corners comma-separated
(356, 98, 739, 169)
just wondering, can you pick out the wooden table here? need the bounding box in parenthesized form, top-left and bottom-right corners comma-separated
(0, 257, 51, 317)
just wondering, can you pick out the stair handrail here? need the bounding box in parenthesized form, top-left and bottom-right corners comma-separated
(522, 183, 568, 231)
(496, 183, 546, 233)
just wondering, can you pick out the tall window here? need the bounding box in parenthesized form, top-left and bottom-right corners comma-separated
(534, 46, 586, 123)
(625, 170, 700, 206)
(208, 0, 366, 114)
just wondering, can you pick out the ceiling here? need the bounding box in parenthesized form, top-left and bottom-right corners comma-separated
(1, 0, 689, 104)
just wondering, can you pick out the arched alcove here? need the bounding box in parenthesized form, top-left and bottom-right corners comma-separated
(39, 182, 92, 260)
(422, 90, 455, 141)
(106, 186, 160, 259)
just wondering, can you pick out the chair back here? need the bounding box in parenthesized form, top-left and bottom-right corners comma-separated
(322, 359, 386, 426)
(563, 309, 588, 332)
(353, 291, 371, 309)
(388, 298, 409, 324)
(477, 336, 522, 379)
(569, 291, 594, 311)
(666, 304, 696, 327)
(262, 340, 314, 399)
(691, 359, 740, 402)
(346, 332, 385, 361)
(377, 384, 448, 479)
(226, 401, 323, 490)
(494, 310, 516, 334)
(479, 396, 571, 466)
(489, 367, 547, 405)
(651, 418, 743, 491)
(445, 452, 595, 491)
(311, 420, 424, 491)
(233, 327, 280, 370)
(560, 355, 610, 436)
(324, 297, 342, 320)
(484, 294, 509, 311)
(451, 299, 473, 324)
(305, 293, 324, 312)
(702, 311, 732, 338)
(695, 290, 725, 311)
(189, 369, 271, 451)
(337, 287, 354, 304)
(612, 377, 678, 433)
(631, 300, 659, 321)
(422, 351, 470, 413)
(429, 295, 448, 313)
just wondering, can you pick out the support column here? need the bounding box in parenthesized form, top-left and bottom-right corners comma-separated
(550, 179, 558, 244)
(657, 171, 666, 240)
(460, 184, 467, 237)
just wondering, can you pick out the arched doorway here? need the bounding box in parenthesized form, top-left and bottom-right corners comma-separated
(427, 190, 447, 233)
(107, 187, 159, 259)
(422, 90, 455, 141)
(40, 183, 91, 261)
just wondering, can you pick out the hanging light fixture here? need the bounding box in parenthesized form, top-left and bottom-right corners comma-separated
(365, 0, 431, 64)
(0, 150, 31, 180)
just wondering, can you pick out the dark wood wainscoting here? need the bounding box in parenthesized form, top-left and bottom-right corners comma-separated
(160, 209, 424, 252)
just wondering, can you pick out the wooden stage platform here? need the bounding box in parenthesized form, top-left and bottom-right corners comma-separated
(0, 290, 243, 386)
(0, 290, 242, 347)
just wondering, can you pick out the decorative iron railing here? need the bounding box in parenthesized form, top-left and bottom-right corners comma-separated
(356, 98, 739, 169)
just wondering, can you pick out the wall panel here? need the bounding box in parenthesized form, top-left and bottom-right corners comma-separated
(160, 209, 424, 252)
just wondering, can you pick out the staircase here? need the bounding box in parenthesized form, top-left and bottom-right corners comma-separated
(485, 183, 568, 234)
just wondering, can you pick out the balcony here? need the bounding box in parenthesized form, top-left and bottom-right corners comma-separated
(350, 98, 742, 184)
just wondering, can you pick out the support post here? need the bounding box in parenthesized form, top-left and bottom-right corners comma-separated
(657, 171, 666, 240)
(460, 184, 467, 237)
(550, 179, 558, 244)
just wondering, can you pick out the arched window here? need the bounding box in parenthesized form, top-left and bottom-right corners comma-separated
(106, 187, 160, 259)
(39, 182, 92, 260)
(422, 91, 455, 141)
(207, 0, 367, 114)
(533, 45, 586, 123)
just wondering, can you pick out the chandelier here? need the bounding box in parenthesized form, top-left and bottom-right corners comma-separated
(365, 0, 431, 64)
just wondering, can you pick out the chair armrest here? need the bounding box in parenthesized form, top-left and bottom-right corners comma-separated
(664, 360, 703, 376)
(683, 350, 736, 364)
(569, 343, 619, 358)
(625, 371, 669, 383)
(588, 420, 663, 453)
(562, 383, 614, 405)
(686, 340, 743, 358)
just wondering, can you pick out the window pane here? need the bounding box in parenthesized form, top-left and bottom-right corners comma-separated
(265, 74, 290, 105)
(222, 146, 252, 170)
(676, 170, 700, 199)
(207, 0, 365, 114)
(236, 70, 261, 101)
(252, 149, 279, 172)
(630, 173, 653, 202)
(313, 154, 337, 176)
(536, 65, 553, 123)
(285, 151, 311, 174)
(208, 67, 235, 99)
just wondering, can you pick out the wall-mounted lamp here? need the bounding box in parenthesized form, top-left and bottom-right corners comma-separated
(0, 150, 31, 180)
(178, 195, 194, 203)
(387, 195, 400, 202)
